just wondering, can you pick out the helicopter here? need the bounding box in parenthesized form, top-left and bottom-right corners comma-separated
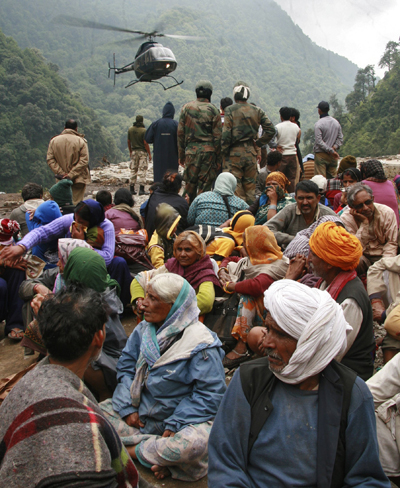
(55, 16, 203, 90)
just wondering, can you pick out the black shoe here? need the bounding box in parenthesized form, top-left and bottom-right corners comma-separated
(130, 185, 137, 195)
(139, 185, 149, 196)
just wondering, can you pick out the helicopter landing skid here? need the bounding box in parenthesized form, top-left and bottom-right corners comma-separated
(125, 74, 184, 90)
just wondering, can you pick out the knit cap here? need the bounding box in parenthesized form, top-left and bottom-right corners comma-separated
(49, 179, 73, 206)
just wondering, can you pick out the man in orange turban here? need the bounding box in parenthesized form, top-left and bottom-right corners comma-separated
(287, 221, 374, 381)
(307, 221, 374, 380)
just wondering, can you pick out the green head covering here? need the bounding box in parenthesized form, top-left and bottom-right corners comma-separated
(49, 179, 73, 206)
(195, 80, 213, 92)
(133, 115, 144, 127)
(63, 247, 120, 295)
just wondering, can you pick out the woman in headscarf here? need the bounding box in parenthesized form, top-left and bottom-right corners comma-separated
(26, 200, 62, 268)
(21, 246, 127, 401)
(147, 202, 181, 268)
(187, 172, 248, 226)
(218, 226, 285, 368)
(360, 159, 400, 226)
(334, 167, 362, 212)
(105, 188, 143, 235)
(248, 171, 295, 225)
(101, 273, 226, 482)
(2, 199, 133, 307)
(325, 155, 357, 205)
(133, 231, 220, 316)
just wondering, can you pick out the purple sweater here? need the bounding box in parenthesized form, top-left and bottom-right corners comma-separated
(105, 208, 141, 235)
(20, 214, 116, 265)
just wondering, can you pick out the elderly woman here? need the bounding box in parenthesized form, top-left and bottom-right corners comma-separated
(219, 226, 286, 368)
(105, 188, 143, 235)
(187, 172, 248, 226)
(360, 159, 400, 226)
(20, 246, 127, 401)
(248, 171, 295, 225)
(101, 273, 226, 481)
(132, 230, 220, 316)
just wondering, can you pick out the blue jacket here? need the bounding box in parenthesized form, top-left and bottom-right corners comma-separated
(145, 102, 179, 182)
(112, 320, 226, 434)
(208, 361, 390, 488)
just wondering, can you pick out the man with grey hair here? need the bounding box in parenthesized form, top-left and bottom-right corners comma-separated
(341, 183, 398, 273)
(208, 280, 389, 487)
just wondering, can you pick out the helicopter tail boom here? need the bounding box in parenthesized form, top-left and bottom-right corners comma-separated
(108, 53, 116, 85)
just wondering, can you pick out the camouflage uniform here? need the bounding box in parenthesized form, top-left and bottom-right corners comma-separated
(222, 103, 275, 204)
(128, 124, 148, 186)
(177, 98, 222, 203)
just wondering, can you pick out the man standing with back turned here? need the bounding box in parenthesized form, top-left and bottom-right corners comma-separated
(178, 80, 222, 204)
(128, 115, 152, 195)
(208, 279, 390, 488)
(222, 81, 275, 205)
(314, 100, 343, 179)
(47, 119, 90, 204)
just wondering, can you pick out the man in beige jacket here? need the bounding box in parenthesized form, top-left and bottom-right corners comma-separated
(47, 119, 90, 204)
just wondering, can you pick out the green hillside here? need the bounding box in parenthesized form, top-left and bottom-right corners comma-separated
(340, 59, 400, 157)
(0, 29, 123, 192)
(0, 0, 358, 157)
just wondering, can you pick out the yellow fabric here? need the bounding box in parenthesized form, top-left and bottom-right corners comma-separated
(385, 304, 400, 340)
(223, 210, 255, 245)
(147, 231, 165, 268)
(245, 225, 283, 265)
(265, 171, 290, 191)
(196, 281, 215, 315)
(167, 215, 181, 239)
(130, 279, 145, 303)
(309, 221, 362, 271)
(129, 270, 214, 315)
(206, 238, 236, 261)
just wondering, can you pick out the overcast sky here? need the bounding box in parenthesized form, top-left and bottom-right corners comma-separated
(274, 0, 400, 77)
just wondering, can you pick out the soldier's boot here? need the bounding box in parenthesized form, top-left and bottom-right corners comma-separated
(130, 185, 137, 195)
(139, 185, 149, 196)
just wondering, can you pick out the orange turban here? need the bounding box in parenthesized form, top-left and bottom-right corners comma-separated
(245, 226, 283, 265)
(309, 221, 362, 271)
(265, 171, 290, 191)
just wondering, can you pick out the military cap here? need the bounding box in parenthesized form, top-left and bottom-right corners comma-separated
(195, 80, 213, 92)
(317, 101, 330, 112)
(136, 115, 144, 123)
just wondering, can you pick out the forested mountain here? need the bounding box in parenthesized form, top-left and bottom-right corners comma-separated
(0, 0, 358, 160)
(339, 57, 400, 157)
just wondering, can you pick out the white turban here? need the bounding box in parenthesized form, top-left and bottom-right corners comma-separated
(263, 280, 351, 385)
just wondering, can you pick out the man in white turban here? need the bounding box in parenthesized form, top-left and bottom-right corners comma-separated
(208, 280, 390, 488)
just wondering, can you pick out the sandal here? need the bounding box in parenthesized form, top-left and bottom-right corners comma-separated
(222, 348, 252, 369)
(8, 328, 24, 341)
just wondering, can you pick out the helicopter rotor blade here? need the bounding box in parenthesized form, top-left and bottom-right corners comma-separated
(163, 34, 205, 41)
(53, 15, 148, 36)
(108, 35, 147, 46)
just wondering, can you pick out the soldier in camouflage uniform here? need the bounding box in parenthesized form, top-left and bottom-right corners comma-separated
(177, 80, 222, 204)
(222, 82, 275, 204)
(127, 115, 152, 195)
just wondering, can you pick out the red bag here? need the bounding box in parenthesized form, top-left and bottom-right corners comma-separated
(115, 232, 154, 270)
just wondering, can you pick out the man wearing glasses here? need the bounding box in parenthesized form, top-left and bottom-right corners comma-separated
(341, 183, 398, 274)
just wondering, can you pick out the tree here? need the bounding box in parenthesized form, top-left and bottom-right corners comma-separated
(379, 41, 400, 72)
(302, 128, 315, 155)
(345, 65, 376, 112)
(329, 94, 344, 123)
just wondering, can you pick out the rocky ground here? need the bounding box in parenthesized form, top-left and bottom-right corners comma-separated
(0, 156, 399, 486)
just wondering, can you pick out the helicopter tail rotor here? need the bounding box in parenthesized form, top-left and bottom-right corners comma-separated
(108, 53, 117, 85)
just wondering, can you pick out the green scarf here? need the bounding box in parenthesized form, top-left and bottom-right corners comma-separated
(63, 247, 120, 295)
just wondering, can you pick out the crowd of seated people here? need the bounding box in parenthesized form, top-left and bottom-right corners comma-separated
(1, 153, 400, 486)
